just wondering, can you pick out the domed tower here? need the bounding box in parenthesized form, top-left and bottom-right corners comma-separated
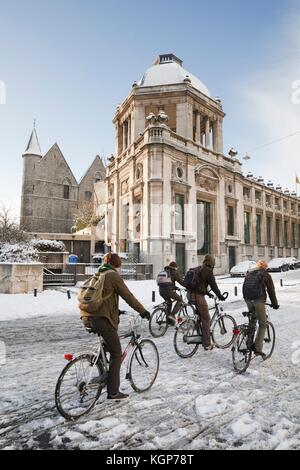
(20, 127, 42, 231)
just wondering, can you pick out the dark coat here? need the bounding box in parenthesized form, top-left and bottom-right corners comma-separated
(192, 264, 222, 298)
(80, 265, 145, 330)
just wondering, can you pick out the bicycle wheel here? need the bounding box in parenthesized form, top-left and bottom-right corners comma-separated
(232, 331, 252, 374)
(174, 318, 201, 358)
(129, 339, 159, 392)
(211, 314, 236, 349)
(262, 322, 276, 359)
(55, 354, 104, 421)
(149, 307, 168, 338)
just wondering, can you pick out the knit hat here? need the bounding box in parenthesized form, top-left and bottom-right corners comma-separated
(203, 255, 215, 268)
(169, 262, 178, 269)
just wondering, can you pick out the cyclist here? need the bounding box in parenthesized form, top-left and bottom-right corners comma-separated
(186, 255, 226, 351)
(158, 261, 186, 324)
(80, 253, 150, 401)
(243, 259, 279, 359)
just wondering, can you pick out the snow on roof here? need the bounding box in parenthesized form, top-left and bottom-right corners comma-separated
(23, 128, 42, 157)
(138, 54, 211, 97)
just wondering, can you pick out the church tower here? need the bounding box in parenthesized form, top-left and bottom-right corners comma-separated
(20, 127, 42, 230)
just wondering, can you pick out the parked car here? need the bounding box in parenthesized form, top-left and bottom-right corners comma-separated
(230, 261, 257, 277)
(284, 257, 300, 270)
(267, 258, 290, 272)
(92, 254, 103, 264)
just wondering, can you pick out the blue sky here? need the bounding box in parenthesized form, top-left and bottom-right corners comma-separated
(1, 0, 300, 215)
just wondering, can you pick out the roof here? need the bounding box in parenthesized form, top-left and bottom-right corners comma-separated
(23, 128, 42, 157)
(138, 54, 211, 97)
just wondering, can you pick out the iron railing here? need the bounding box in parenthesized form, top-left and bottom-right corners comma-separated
(43, 262, 153, 286)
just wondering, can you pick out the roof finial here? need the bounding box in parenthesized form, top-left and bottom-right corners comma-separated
(33, 118, 36, 129)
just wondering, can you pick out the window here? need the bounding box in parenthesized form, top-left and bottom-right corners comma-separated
(243, 187, 251, 200)
(63, 185, 70, 200)
(255, 191, 262, 204)
(95, 172, 101, 183)
(276, 220, 281, 246)
(197, 201, 212, 255)
(256, 214, 262, 245)
(175, 194, 185, 231)
(244, 212, 251, 245)
(266, 217, 272, 246)
(227, 206, 234, 236)
(85, 191, 92, 201)
(284, 221, 288, 247)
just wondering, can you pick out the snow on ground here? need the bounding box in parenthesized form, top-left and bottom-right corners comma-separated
(0, 271, 299, 450)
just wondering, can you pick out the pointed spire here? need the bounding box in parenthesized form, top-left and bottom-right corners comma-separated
(23, 126, 42, 157)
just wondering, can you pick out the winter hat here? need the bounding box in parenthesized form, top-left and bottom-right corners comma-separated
(169, 262, 178, 269)
(256, 260, 268, 270)
(203, 255, 215, 268)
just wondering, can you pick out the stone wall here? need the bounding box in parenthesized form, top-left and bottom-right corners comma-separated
(0, 263, 43, 294)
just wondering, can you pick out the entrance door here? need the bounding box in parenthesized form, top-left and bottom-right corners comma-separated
(176, 243, 186, 275)
(133, 243, 140, 263)
(228, 246, 236, 271)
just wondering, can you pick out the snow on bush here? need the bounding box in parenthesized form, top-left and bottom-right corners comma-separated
(30, 239, 66, 252)
(0, 242, 39, 263)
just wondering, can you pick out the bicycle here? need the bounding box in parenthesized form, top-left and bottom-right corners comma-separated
(231, 304, 276, 374)
(174, 292, 237, 358)
(149, 288, 196, 338)
(55, 313, 160, 421)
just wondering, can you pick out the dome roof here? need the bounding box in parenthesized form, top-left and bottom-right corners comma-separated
(138, 54, 211, 98)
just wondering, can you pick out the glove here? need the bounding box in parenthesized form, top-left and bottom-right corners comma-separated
(207, 293, 214, 299)
(118, 310, 126, 316)
(218, 295, 226, 302)
(271, 304, 280, 310)
(140, 310, 151, 321)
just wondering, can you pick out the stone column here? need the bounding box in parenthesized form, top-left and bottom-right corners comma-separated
(205, 116, 210, 148)
(177, 101, 193, 140)
(128, 116, 131, 146)
(195, 112, 201, 144)
(122, 122, 126, 151)
(212, 119, 218, 152)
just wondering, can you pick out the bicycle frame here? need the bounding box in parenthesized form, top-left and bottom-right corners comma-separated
(82, 325, 148, 388)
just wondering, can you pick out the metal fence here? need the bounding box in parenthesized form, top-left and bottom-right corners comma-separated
(43, 263, 153, 287)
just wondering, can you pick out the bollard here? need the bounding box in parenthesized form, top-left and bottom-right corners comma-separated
(152, 291, 156, 303)
(67, 290, 71, 300)
(234, 286, 238, 297)
(280, 279, 283, 287)
(34, 288, 37, 297)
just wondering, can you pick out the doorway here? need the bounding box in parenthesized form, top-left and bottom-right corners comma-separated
(228, 246, 236, 271)
(176, 243, 186, 275)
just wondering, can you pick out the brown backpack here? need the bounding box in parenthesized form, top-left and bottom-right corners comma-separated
(78, 271, 113, 313)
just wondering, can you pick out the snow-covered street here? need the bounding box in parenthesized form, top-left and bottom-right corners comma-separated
(0, 271, 300, 450)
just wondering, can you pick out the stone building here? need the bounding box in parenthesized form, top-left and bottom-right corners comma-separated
(105, 53, 300, 275)
(20, 128, 106, 234)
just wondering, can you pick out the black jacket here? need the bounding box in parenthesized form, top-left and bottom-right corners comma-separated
(193, 265, 222, 297)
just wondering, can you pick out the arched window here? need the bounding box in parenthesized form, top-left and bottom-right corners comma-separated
(85, 191, 92, 201)
(63, 178, 71, 200)
(95, 172, 102, 183)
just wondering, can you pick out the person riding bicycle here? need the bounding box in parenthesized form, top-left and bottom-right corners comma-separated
(157, 261, 186, 324)
(80, 253, 151, 401)
(243, 260, 279, 359)
(185, 255, 226, 351)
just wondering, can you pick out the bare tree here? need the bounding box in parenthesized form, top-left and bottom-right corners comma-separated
(0, 203, 28, 244)
(73, 201, 104, 232)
